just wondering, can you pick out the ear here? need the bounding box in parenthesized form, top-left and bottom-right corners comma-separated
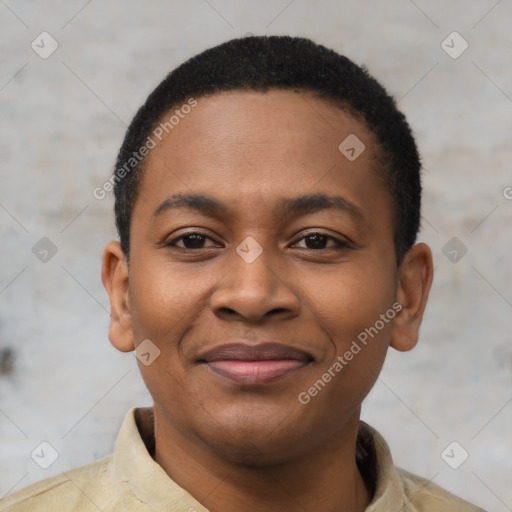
(101, 241, 135, 352)
(390, 242, 434, 352)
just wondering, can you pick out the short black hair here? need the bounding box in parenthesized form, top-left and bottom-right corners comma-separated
(113, 35, 421, 265)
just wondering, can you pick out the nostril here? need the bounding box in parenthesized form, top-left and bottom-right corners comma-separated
(219, 307, 237, 315)
(270, 308, 288, 315)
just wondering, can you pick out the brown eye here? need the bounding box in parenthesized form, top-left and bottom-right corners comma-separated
(293, 233, 349, 250)
(167, 232, 219, 249)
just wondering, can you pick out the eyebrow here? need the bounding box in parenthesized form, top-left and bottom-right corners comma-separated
(153, 194, 228, 218)
(152, 192, 365, 223)
(277, 193, 365, 222)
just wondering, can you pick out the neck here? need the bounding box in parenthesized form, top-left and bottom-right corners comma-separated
(153, 409, 371, 512)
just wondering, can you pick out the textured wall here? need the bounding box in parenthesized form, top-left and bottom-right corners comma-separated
(1, 1, 511, 510)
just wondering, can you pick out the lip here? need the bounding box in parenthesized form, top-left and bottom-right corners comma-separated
(199, 343, 313, 385)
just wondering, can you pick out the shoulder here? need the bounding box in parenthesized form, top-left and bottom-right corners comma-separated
(396, 467, 487, 512)
(0, 456, 113, 512)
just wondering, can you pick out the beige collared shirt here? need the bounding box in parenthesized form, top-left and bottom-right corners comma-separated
(0, 407, 485, 511)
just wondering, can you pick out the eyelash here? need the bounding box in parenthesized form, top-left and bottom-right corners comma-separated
(164, 231, 350, 251)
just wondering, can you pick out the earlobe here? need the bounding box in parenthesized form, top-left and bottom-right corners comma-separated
(389, 243, 434, 352)
(101, 241, 135, 352)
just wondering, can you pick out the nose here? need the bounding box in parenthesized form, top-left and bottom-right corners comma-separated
(209, 244, 300, 324)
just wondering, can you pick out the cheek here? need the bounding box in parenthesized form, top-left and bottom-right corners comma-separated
(128, 258, 204, 343)
(304, 262, 396, 341)
(127, 262, 207, 407)
(302, 262, 396, 403)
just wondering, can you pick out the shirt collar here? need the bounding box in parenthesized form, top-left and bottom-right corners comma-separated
(111, 407, 405, 511)
(111, 407, 210, 511)
(357, 420, 406, 510)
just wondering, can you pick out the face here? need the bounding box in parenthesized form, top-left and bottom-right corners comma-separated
(103, 90, 433, 466)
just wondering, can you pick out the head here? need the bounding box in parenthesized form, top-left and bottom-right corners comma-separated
(102, 35, 433, 466)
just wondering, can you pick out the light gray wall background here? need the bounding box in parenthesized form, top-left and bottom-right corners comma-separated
(1, 1, 511, 510)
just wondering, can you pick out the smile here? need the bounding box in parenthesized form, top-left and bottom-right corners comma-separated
(199, 343, 313, 385)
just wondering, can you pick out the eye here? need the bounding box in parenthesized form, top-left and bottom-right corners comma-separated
(166, 232, 220, 249)
(163, 231, 349, 251)
(292, 232, 349, 250)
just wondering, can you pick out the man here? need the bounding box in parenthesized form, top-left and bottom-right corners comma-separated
(0, 35, 485, 511)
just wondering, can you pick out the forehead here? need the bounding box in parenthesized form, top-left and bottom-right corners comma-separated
(133, 89, 388, 225)
(153, 90, 373, 157)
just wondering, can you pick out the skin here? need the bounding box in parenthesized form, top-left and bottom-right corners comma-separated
(102, 90, 433, 512)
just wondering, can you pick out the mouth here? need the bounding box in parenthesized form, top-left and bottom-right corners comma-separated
(198, 343, 314, 385)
